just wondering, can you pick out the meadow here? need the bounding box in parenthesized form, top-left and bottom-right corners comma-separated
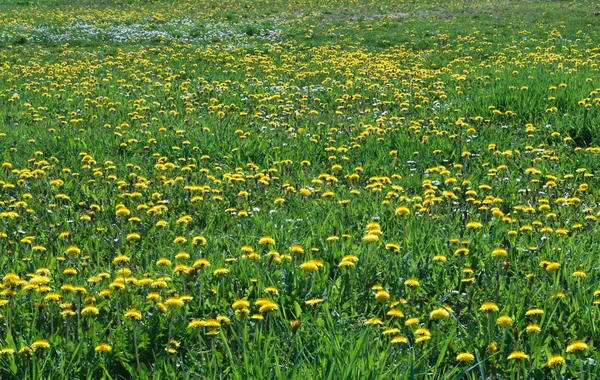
(0, 0, 599, 378)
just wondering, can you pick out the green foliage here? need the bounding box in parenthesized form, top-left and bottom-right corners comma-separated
(0, 0, 599, 378)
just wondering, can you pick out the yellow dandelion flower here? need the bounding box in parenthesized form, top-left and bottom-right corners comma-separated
(364, 318, 383, 325)
(258, 236, 276, 245)
(573, 271, 587, 278)
(456, 352, 475, 362)
(525, 308, 544, 316)
(338, 260, 355, 267)
(362, 234, 379, 243)
(547, 354, 565, 368)
(19, 346, 33, 355)
(217, 316, 230, 324)
(492, 248, 508, 258)
(430, 307, 450, 320)
(305, 298, 324, 306)
(66, 246, 81, 256)
(156, 258, 172, 267)
(173, 236, 187, 244)
(81, 305, 99, 317)
(31, 340, 50, 350)
(385, 243, 400, 252)
(44, 293, 62, 302)
(213, 268, 229, 276)
(507, 351, 529, 360)
(479, 302, 499, 313)
(290, 244, 304, 254)
(95, 343, 112, 353)
(465, 221, 483, 229)
(124, 308, 142, 320)
(232, 299, 250, 310)
(173, 264, 191, 275)
(165, 297, 185, 309)
(395, 206, 410, 216)
(112, 255, 130, 265)
(193, 258, 211, 269)
(186, 235, 206, 246)
(0, 348, 15, 355)
(375, 290, 390, 303)
(546, 262, 560, 272)
(496, 315, 513, 328)
(299, 260, 323, 272)
(115, 208, 131, 217)
(264, 286, 279, 295)
(175, 251, 190, 261)
(63, 268, 77, 276)
(391, 335, 408, 344)
(387, 308, 404, 318)
(566, 340, 588, 353)
(454, 247, 469, 256)
(258, 301, 279, 313)
(204, 319, 220, 328)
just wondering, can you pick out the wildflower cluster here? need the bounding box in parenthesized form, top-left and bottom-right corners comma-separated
(0, 0, 599, 378)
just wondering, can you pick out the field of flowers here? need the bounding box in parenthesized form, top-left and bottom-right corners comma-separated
(0, 0, 599, 378)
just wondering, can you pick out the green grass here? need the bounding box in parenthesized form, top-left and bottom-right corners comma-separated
(0, 0, 599, 378)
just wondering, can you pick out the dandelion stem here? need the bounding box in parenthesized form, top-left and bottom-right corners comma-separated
(167, 312, 175, 351)
(133, 322, 141, 377)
